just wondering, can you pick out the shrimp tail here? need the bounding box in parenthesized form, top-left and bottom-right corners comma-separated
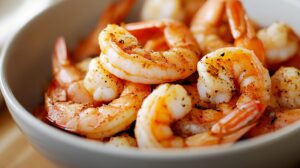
(52, 37, 69, 73)
(211, 100, 266, 135)
(226, 0, 265, 64)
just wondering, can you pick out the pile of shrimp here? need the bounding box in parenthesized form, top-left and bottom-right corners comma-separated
(36, 0, 300, 149)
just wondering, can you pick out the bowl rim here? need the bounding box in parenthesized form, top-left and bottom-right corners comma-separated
(1, 0, 300, 160)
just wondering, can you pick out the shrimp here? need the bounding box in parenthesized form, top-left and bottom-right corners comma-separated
(52, 37, 83, 87)
(257, 23, 299, 67)
(144, 36, 169, 51)
(197, 47, 271, 137)
(191, 0, 265, 64)
(135, 84, 191, 148)
(172, 108, 223, 138)
(82, 57, 123, 103)
(53, 37, 124, 104)
(73, 0, 136, 61)
(270, 67, 300, 109)
(245, 108, 300, 138)
(245, 67, 300, 138)
(135, 84, 265, 148)
(99, 20, 200, 84)
(141, 0, 205, 25)
(141, 0, 185, 23)
(106, 133, 137, 148)
(197, 47, 270, 107)
(45, 81, 150, 139)
(172, 84, 223, 137)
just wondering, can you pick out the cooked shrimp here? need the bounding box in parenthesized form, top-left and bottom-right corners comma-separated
(270, 67, 300, 109)
(135, 84, 265, 148)
(53, 37, 123, 104)
(246, 67, 300, 138)
(52, 37, 83, 87)
(75, 58, 92, 73)
(191, 0, 265, 64)
(172, 84, 223, 137)
(135, 84, 192, 148)
(257, 23, 299, 66)
(46, 81, 150, 139)
(106, 133, 137, 148)
(197, 47, 271, 106)
(141, 0, 185, 23)
(197, 47, 270, 138)
(172, 108, 223, 137)
(245, 108, 300, 138)
(144, 36, 169, 51)
(73, 0, 136, 61)
(99, 20, 200, 84)
(141, 0, 205, 25)
(82, 57, 123, 102)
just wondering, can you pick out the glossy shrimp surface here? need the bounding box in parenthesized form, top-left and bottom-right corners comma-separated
(99, 20, 200, 84)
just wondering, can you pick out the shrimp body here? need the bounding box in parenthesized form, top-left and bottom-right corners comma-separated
(191, 0, 265, 64)
(53, 37, 123, 104)
(99, 20, 200, 84)
(46, 37, 151, 139)
(246, 108, 300, 138)
(257, 23, 299, 65)
(46, 81, 150, 139)
(246, 67, 300, 138)
(271, 67, 300, 109)
(141, 0, 205, 25)
(197, 47, 271, 106)
(83, 57, 123, 102)
(135, 84, 265, 148)
(135, 84, 192, 148)
(106, 133, 137, 148)
(173, 84, 223, 137)
(197, 47, 270, 136)
(141, 0, 185, 22)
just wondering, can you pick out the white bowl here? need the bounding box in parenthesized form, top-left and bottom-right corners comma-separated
(1, 0, 300, 167)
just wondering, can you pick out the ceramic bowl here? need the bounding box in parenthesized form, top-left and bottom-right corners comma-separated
(1, 0, 300, 167)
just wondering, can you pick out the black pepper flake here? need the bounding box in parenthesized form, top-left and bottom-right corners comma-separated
(270, 115, 277, 125)
(220, 52, 225, 57)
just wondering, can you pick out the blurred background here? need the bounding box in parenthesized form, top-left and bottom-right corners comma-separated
(0, 1, 59, 167)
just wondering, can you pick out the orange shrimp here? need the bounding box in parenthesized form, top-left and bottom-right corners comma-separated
(191, 0, 265, 64)
(99, 20, 200, 84)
